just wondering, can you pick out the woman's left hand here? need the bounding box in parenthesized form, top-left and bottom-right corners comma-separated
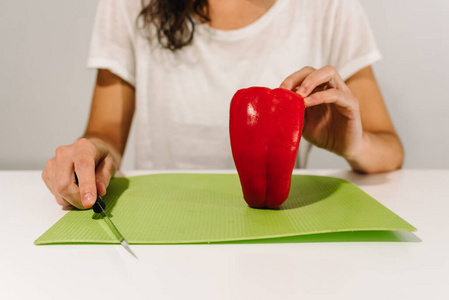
(280, 65, 363, 160)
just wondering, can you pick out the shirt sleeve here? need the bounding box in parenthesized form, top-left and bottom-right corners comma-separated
(325, 0, 382, 81)
(87, 0, 137, 86)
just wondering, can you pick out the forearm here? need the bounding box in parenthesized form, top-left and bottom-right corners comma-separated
(346, 131, 404, 174)
(79, 70, 135, 170)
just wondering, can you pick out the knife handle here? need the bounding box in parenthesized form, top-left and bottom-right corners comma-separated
(74, 172, 106, 213)
(92, 197, 106, 214)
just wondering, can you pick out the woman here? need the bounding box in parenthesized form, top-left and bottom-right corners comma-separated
(42, 0, 404, 210)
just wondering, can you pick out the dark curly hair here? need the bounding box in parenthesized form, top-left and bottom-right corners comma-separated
(138, 0, 210, 51)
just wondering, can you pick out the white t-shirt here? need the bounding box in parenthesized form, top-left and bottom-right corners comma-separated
(87, 0, 381, 170)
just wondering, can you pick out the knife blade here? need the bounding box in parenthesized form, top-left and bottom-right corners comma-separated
(74, 172, 137, 259)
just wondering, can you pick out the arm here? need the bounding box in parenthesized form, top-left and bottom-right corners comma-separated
(344, 66, 404, 173)
(83, 69, 135, 168)
(281, 65, 404, 174)
(42, 69, 135, 209)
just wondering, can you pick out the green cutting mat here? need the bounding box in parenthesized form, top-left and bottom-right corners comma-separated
(35, 174, 416, 245)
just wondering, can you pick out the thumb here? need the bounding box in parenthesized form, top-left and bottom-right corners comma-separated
(95, 155, 116, 197)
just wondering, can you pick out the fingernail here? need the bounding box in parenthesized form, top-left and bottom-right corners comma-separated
(304, 97, 311, 106)
(83, 192, 94, 206)
(298, 86, 306, 94)
(97, 179, 106, 190)
(62, 205, 73, 211)
(96, 180, 106, 195)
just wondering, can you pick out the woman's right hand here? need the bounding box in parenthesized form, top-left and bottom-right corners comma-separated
(41, 137, 116, 210)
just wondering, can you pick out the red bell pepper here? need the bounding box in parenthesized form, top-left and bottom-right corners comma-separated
(229, 87, 305, 208)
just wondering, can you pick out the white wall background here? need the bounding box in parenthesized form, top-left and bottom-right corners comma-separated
(1, 0, 448, 170)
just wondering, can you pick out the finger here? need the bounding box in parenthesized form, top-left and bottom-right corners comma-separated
(74, 157, 97, 208)
(73, 139, 99, 208)
(304, 89, 356, 112)
(54, 146, 82, 208)
(56, 194, 72, 207)
(279, 66, 316, 91)
(41, 167, 53, 194)
(297, 65, 348, 98)
(95, 155, 115, 196)
(44, 156, 78, 208)
(62, 204, 74, 211)
(51, 168, 77, 208)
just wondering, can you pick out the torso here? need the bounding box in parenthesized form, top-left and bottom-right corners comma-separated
(108, 0, 380, 169)
(134, 0, 317, 169)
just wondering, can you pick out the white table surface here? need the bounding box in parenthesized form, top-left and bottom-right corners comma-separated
(0, 169, 448, 300)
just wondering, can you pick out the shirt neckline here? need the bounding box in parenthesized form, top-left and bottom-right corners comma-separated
(195, 0, 287, 41)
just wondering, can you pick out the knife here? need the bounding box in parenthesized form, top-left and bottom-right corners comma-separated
(74, 173, 137, 259)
